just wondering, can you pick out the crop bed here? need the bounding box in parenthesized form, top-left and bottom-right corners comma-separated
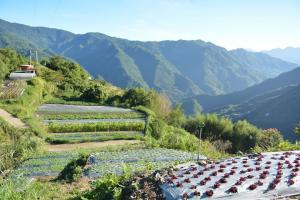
(40, 112, 144, 120)
(46, 131, 143, 144)
(11, 152, 78, 178)
(38, 104, 136, 113)
(85, 148, 201, 179)
(0, 80, 26, 99)
(48, 121, 145, 133)
(37, 104, 146, 144)
(160, 151, 300, 200)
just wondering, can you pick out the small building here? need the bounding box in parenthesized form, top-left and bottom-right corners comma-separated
(9, 64, 36, 80)
(20, 64, 34, 71)
(9, 70, 36, 80)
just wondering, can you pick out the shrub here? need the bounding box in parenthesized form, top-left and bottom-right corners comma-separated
(56, 153, 89, 182)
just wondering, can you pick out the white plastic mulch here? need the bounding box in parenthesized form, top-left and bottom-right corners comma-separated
(160, 151, 300, 199)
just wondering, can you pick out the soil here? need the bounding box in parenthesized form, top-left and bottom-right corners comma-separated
(121, 171, 165, 200)
(0, 108, 27, 128)
(46, 140, 142, 152)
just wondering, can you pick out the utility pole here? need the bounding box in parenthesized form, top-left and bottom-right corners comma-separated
(35, 50, 38, 64)
(197, 122, 205, 163)
(29, 49, 32, 65)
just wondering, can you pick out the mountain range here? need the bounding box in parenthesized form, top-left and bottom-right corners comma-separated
(182, 67, 300, 140)
(264, 47, 300, 65)
(0, 19, 298, 101)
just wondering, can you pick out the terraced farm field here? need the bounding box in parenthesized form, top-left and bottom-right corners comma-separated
(160, 151, 300, 200)
(37, 104, 146, 144)
(11, 152, 79, 178)
(85, 148, 200, 179)
(47, 131, 143, 144)
(14, 148, 199, 179)
(0, 80, 26, 99)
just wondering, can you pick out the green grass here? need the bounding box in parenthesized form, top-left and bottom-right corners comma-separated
(46, 131, 144, 144)
(48, 121, 145, 133)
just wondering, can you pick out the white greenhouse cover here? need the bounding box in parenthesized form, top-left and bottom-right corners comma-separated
(160, 151, 300, 199)
(9, 71, 36, 80)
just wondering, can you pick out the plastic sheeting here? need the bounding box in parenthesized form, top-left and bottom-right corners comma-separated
(160, 151, 300, 199)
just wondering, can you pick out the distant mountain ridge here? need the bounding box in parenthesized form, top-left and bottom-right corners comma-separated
(182, 67, 300, 141)
(0, 19, 297, 101)
(264, 47, 300, 65)
(215, 84, 300, 141)
(182, 67, 300, 114)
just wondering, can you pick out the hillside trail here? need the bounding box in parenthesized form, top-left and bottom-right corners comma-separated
(0, 108, 27, 128)
(46, 140, 142, 152)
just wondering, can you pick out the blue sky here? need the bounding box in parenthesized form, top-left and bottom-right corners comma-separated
(1, 0, 299, 50)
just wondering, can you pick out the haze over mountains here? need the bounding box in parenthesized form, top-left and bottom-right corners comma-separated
(0, 19, 298, 101)
(265, 47, 300, 65)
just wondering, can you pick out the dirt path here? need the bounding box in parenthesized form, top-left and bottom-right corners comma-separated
(0, 108, 27, 128)
(46, 140, 142, 152)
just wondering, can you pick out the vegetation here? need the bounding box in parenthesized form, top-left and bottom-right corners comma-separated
(0, 48, 299, 200)
(0, 48, 25, 83)
(1, 19, 297, 102)
(0, 117, 42, 175)
(56, 153, 89, 182)
(48, 121, 145, 133)
(40, 111, 144, 120)
(46, 131, 143, 144)
(183, 114, 285, 153)
(295, 123, 300, 136)
(0, 80, 27, 99)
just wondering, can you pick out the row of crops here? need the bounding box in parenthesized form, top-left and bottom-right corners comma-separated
(48, 121, 145, 133)
(46, 131, 144, 144)
(0, 80, 27, 99)
(37, 104, 146, 144)
(161, 151, 300, 199)
(14, 148, 198, 179)
(11, 152, 79, 178)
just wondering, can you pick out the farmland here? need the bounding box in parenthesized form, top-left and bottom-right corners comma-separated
(37, 104, 146, 144)
(11, 152, 79, 178)
(86, 148, 200, 179)
(160, 151, 300, 199)
(13, 148, 198, 179)
(0, 80, 26, 99)
(46, 131, 143, 144)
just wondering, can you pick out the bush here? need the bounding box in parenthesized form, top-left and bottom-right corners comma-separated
(57, 153, 89, 182)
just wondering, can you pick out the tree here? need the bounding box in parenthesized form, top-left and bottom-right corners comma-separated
(166, 104, 186, 128)
(295, 123, 300, 136)
(121, 88, 152, 107)
(81, 83, 109, 102)
(149, 92, 172, 117)
(257, 128, 283, 149)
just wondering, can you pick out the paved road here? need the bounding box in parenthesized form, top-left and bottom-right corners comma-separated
(0, 108, 27, 128)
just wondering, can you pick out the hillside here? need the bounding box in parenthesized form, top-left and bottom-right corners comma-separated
(265, 47, 300, 65)
(182, 67, 300, 114)
(0, 19, 298, 101)
(1, 48, 300, 200)
(215, 85, 300, 141)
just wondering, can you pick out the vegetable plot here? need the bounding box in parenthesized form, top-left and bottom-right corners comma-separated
(11, 152, 78, 178)
(48, 121, 145, 133)
(160, 151, 300, 200)
(38, 104, 135, 113)
(46, 131, 143, 144)
(85, 148, 200, 179)
(0, 80, 26, 99)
